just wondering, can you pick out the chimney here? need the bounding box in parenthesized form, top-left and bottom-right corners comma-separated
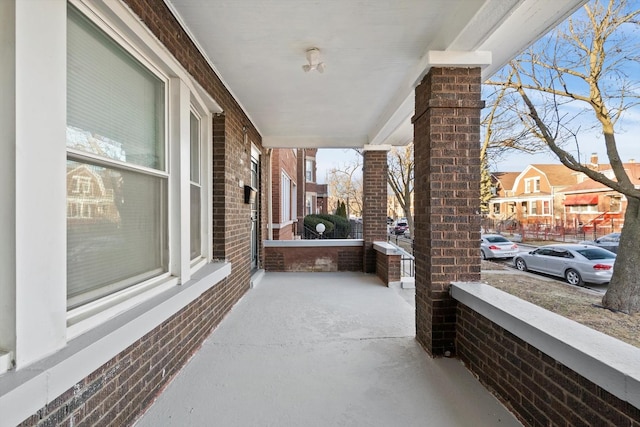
(590, 153, 598, 165)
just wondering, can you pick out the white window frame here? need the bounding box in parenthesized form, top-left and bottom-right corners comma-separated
(4, 0, 222, 370)
(306, 159, 313, 182)
(282, 172, 291, 222)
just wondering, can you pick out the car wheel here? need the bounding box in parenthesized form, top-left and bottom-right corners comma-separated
(565, 269, 583, 286)
(514, 257, 527, 271)
(481, 250, 487, 260)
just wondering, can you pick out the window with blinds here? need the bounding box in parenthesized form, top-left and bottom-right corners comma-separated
(66, 5, 168, 308)
(190, 112, 202, 260)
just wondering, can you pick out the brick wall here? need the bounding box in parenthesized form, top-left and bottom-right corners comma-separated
(17, 1, 263, 425)
(18, 278, 240, 427)
(413, 67, 484, 356)
(273, 225, 294, 241)
(375, 251, 401, 286)
(264, 245, 363, 272)
(456, 304, 640, 426)
(362, 150, 389, 273)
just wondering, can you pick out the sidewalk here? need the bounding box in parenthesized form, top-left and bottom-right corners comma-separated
(135, 272, 521, 426)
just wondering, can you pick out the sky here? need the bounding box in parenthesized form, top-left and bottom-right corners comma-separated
(316, 0, 640, 179)
(315, 122, 639, 184)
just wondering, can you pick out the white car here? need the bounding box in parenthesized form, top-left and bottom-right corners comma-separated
(480, 234, 519, 260)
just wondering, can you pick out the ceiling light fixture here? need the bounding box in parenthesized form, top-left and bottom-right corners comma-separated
(302, 48, 325, 73)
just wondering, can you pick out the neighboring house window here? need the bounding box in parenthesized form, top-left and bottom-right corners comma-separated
(306, 195, 312, 215)
(530, 202, 537, 215)
(524, 177, 541, 193)
(190, 111, 202, 260)
(282, 173, 291, 222)
(306, 160, 313, 182)
(492, 203, 500, 215)
(543, 201, 550, 215)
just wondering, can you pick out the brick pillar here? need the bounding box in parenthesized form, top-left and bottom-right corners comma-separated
(362, 148, 389, 273)
(413, 67, 484, 356)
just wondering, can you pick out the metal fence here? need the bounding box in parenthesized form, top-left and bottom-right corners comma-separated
(387, 235, 415, 277)
(480, 217, 622, 243)
(301, 219, 363, 239)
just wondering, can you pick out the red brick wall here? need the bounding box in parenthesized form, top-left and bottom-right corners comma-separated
(273, 225, 294, 241)
(17, 1, 263, 425)
(18, 278, 239, 427)
(456, 304, 640, 426)
(375, 251, 401, 286)
(264, 245, 363, 272)
(272, 149, 298, 227)
(362, 150, 389, 273)
(413, 67, 484, 356)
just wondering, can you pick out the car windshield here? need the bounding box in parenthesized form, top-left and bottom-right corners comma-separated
(575, 248, 616, 260)
(485, 236, 509, 243)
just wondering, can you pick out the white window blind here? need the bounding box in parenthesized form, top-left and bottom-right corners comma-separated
(66, 6, 167, 308)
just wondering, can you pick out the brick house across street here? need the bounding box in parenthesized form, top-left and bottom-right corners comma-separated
(488, 154, 639, 235)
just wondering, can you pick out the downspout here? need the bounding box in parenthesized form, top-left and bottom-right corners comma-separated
(267, 148, 273, 240)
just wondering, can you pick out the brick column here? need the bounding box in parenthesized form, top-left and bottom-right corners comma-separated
(413, 67, 484, 356)
(362, 147, 389, 273)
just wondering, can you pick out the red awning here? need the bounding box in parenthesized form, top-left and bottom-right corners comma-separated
(564, 194, 598, 205)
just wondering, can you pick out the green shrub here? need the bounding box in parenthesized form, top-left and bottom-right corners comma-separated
(304, 215, 335, 236)
(304, 214, 350, 239)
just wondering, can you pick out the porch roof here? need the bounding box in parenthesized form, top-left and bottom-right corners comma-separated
(136, 272, 521, 426)
(165, 0, 587, 149)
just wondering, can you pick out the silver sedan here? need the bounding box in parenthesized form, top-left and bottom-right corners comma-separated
(481, 234, 519, 260)
(513, 244, 615, 286)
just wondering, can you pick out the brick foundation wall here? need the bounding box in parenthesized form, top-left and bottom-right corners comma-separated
(264, 245, 363, 272)
(18, 278, 242, 427)
(456, 304, 640, 426)
(375, 251, 401, 286)
(413, 67, 484, 356)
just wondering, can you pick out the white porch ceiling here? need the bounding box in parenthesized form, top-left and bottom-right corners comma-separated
(165, 0, 587, 149)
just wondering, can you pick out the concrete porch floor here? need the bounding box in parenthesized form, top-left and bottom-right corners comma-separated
(135, 272, 521, 426)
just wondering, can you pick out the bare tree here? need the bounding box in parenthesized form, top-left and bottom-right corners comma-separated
(487, 0, 640, 313)
(387, 144, 414, 233)
(326, 157, 363, 218)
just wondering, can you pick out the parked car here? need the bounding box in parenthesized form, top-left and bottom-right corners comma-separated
(513, 244, 616, 285)
(393, 220, 409, 235)
(579, 232, 620, 254)
(480, 234, 519, 259)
